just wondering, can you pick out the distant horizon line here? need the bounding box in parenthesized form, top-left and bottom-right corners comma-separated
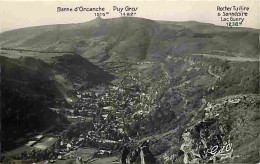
(0, 16, 258, 33)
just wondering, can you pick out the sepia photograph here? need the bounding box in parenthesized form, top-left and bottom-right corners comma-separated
(0, 0, 259, 163)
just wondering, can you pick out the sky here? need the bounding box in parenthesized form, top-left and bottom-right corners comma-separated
(0, 0, 259, 32)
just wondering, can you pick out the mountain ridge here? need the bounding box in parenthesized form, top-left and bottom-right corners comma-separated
(1, 17, 259, 62)
(1, 17, 259, 35)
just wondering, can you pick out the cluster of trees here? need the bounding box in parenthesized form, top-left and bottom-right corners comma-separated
(214, 61, 259, 97)
(1, 87, 60, 151)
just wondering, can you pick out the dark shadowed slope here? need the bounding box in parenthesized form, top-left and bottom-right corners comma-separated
(0, 54, 114, 151)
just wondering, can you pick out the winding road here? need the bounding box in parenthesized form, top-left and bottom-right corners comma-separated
(208, 65, 221, 80)
(192, 54, 258, 62)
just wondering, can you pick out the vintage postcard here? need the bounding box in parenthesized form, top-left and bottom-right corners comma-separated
(0, 0, 259, 163)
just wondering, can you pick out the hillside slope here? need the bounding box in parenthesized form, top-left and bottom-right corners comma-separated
(1, 17, 259, 63)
